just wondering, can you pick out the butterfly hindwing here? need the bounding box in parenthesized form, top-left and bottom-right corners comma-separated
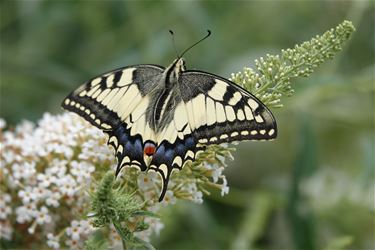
(178, 71, 277, 144)
(149, 133, 203, 201)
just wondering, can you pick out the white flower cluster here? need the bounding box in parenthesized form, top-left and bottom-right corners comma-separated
(0, 113, 231, 248)
(0, 114, 100, 247)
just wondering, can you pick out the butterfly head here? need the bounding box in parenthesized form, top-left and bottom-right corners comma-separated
(166, 58, 186, 83)
(174, 57, 186, 73)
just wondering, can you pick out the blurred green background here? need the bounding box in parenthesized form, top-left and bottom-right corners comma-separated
(1, 1, 374, 249)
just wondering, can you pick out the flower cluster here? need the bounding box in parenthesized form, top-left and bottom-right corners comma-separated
(0, 112, 232, 248)
(230, 20, 355, 108)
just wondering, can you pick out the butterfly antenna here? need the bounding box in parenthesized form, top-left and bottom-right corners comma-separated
(179, 30, 211, 58)
(169, 30, 180, 58)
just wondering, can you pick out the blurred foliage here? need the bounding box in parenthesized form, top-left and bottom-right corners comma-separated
(0, 1, 374, 250)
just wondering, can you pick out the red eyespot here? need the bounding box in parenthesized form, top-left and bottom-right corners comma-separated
(144, 142, 156, 156)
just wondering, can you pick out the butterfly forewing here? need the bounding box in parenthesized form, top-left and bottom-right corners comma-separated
(62, 64, 165, 172)
(178, 71, 277, 145)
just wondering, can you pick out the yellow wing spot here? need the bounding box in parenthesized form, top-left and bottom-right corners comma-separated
(119, 156, 131, 168)
(199, 138, 208, 143)
(228, 92, 242, 106)
(255, 115, 264, 123)
(220, 134, 228, 139)
(106, 74, 115, 88)
(117, 68, 136, 87)
(91, 89, 102, 99)
(109, 136, 118, 147)
(209, 136, 218, 142)
(79, 90, 87, 97)
(207, 80, 227, 101)
(244, 106, 254, 120)
(237, 109, 245, 121)
(260, 130, 266, 135)
(172, 156, 183, 167)
(86, 85, 100, 97)
(248, 99, 259, 110)
(117, 145, 124, 154)
(241, 131, 249, 136)
(231, 132, 239, 137)
(91, 77, 102, 86)
(251, 130, 258, 135)
(64, 99, 70, 105)
(101, 123, 112, 130)
(185, 150, 194, 159)
(225, 106, 236, 122)
(215, 103, 226, 123)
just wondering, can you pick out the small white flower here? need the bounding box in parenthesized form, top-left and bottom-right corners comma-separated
(35, 206, 52, 225)
(2, 150, 16, 165)
(220, 176, 229, 196)
(47, 233, 60, 249)
(0, 194, 12, 219)
(184, 183, 204, 204)
(18, 186, 36, 204)
(138, 171, 158, 190)
(46, 159, 68, 177)
(70, 161, 95, 183)
(16, 203, 37, 223)
(0, 204, 11, 220)
(45, 190, 62, 207)
(192, 191, 203, 204)
(37, 173, 56, 188)
(65, 238, 81, 249)
(162, 190, 176, 205)
(204, 163, 224, 183)
(12, 162, 36, 180)
(33, 185, 49, 201)
(66, 220, 82, 240)
(11, 163, 24, 180)
(56, 175, 77, 197)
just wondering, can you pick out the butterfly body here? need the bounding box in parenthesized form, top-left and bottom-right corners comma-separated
(62, 58, 277, 201)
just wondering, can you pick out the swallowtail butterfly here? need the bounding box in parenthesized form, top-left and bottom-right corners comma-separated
(62, 32, 277, 201)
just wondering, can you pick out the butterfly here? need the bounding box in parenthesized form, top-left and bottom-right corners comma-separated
(62, 31, 277, 201)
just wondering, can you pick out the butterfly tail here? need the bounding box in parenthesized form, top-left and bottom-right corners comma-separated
(149, 168, 172, 202)
(158, 181, 168, 202)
